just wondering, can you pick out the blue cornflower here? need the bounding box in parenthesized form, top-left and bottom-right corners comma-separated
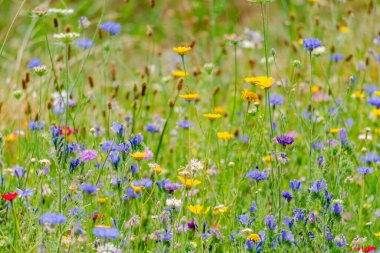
(281, 230, 295, 243)
(146, 124, 160, 133)
(345, 118, 354, 128)
(364, 85, 378, 95)
(246, 240, 254, 251)
(276, 135, 294, 147)
(129, 133, 143, 149)
(17, 188, 35, 198)
(333, 235, 347, 248)
(330, 53, 344, 62)
(289, 179, 302, 191)
(108, 151, 120, 169)
(283, 216, 294, 229)
(250, 201, 257, 213)
(28, 58, 42, 68)
(246, 169, 268, 181)
(111, 122, 124, 136)
(332, 203, 343, 215)
(131, 163, 138, 174)
(339, 128, 348, 146)
(76, 38, 93, 49)
(123, 187, 141, 199)
(269, 94, 283, 108)
(360, 152, 379, 165)
(303, 38, 322, 51)
(101, 22, 121, 35)
(93, 227, 120, 239)
(80, 184, 98, 194)
(178, 120, 195, 129)
(317, 155, 325, 167)
(282, 191, 293, 202)
(28, 121, 45, 131)
(312, 140, 324, 150)
(39, 212, 67, 226)
(238, 215, 249, 225)
(357, 166, 373, 176)
(133, 178, 153, 188)
(368, 96, 380, 108)
(265, 215, 276, 230)
(69, 158, 81, 172)
(163, 232, 173, 241)
(14, 165, 26, 178)
(293, 208, 305, 221)
(326, 232, 334, 241)
(311, 180, 327, 193)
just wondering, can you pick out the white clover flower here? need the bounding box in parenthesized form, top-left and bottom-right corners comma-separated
(312, 46, 326, 57)
(96, 243, 121, 253)
(53, 32, 80, 43)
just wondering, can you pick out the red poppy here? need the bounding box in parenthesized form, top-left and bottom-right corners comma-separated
(356, 246, 377, 252)
(92, 213, 98, 221)
(1, 192, 18, 202)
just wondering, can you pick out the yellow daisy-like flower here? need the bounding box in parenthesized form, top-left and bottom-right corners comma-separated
(213, 205, 228, 215)
(339, 25, 349, 33)
(247, 233, 261, 242)
(374, 232, 380, 237)
(173, 46, 192, 56)
(95, 225, 111, 229)
(98, 197, 108, 204)
(177, 176, 201, 188)
(217, 131, 234, 141)
(188, 205, 210, 215)
(298, 38, 303, 45)
(372, 109, 380, 118)
(308, 0, 319, 3)
(5, 133, 18, 142)
(131, 182, 145, 193)
(214, 107, 224, 114)
(204, 113, 222, 121)
(241, 89, 260, 103)
(374, 91, 380, 96)
(312, 85, 321, 93)
(172, 70, 188, 78)
(179, 93, 199, 101)
(330, 128, 340, 134)
(351, 90, 365, 100)
(130, 152, 147, 161)
(262, 155, 271, 164)
(244, 76, 275, 89)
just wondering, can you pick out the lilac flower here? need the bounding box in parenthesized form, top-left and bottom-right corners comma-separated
(142, 147, 153, 161)
(265, 215, 276, 230)
(80, 149, 98, 162)
(311, 180, 327, 193)
(326, 232, 334, 241)
(339, 128, 348, 146)
(101, 22, 121, 35)
(178, 120, 195, 129)
(39, 212, 67, 226)
(16, 188, 35, 198)
(238, 215, 249, 225)
(28, 121, 45, 131)
(281, 230, 295, 243)
(93, 227, 120, 239)
(108, 151, 120, 168)
(250, 201, 257, 213)
(357, 166, 373, 176)
(368, 96, 380, 108)
(163, 232, 173, 241)
(289, 179, 302, 191)
(330, 53, 343, 62)
(360, 152, 379, 165)
(303, 38, 322, 51)
(282, 191, 293, 202)
(129, 133, 143, 148)
(28, 58, 42, 68)
(283, 216, 294, 229)
(246, 169, 268, 181)
(123, 187, 141, 199)
(332, 203, 343, 215)
(131, 163, 138, 174)
(76, 38, 93, 49)
(269, 94, 283, 108)
(14, 165, 26, 178)
(333, 235, 347, 247)
(80, 184, 98, 194)
(246, 240, 254, 251)
(364, 85, 378, 95)
(111, 122, 124, 135)
(133, 178, 152, 188)
(164, 183, 181, 194)
(276, 135, 294, 147)
(146, 124, 160, 133)
(312, 140, 324, 150)
(69, 158, 81, 172)
(293, 208, 305, 221)
(345, 118, 354, 128)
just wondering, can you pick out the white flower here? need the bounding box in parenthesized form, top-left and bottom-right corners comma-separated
(32, 65, 48, 76)
(53, 32, 80, 43)
(166, 198, 182, 209)
(48, 8, 74, 15)
(312, 46, 326, 57)
(39, 159, 51, 166)
(96, 243, 121, 253)
(187, 159, 203, 173)
(42, 184, 52, 196)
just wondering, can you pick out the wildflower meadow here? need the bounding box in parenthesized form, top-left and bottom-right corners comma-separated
(1, 0, 380, 252)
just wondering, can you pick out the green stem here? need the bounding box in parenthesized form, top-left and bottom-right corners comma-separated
(230, 44, 238, 128)
(309, 52, 314, 179)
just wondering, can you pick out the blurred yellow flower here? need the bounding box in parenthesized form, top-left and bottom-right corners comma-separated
(351, 90, 365, 100)
(217, 131, 234, 141)
(308, 0, 319, 3)
(213, 204, 228, 215)
(330, 128, 340, 134)
(214, 107, 224, 114)
(179, 93, 199, 101)
(173, 46, 192, 55)
(312, 85, 321, 93)
(339, 25, 349, 33)
(241, 89, 260, 103)
(5, 133, 18, 142)
(172, 70, 188, 78)
(374, 91, 380, 96)
(244, 76, 274, 89)
(372, 109, 380, 118)
(374, 232, 380, 237)
(188, 205, 210, 215)
(262, 155, 271, 164)
(204, 113, 222, 120)
(130, 152, 147, 161)
(131, 183, 145, 193)
(98, 197, 108, 204)
(177, 176, 201, 188)
(247, 233, 261, 242)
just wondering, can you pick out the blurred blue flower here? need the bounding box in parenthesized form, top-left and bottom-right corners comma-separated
(28, 58, 42, 68)
(303, 38, 322, 51)
(76, 38, 93, 49)
(101, 22, 121, 35)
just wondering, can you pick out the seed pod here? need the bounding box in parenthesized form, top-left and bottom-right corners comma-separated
(141, 82, 147, 97)
(365, 57, 370, 66)
(133, 100, 138, 109)
(146, 104, 151, 110)
(65, 25, 71, 33)
(150, 0, 155, 8)
(125, 91, 130, 100)
(98, 28, 103, 39)
(190, 40, 196, 48)
(25, 72, 30, 83)
(53, 18, 58, 28)
(22, 79, 27, 90)
(68, 45, 72, 60)
(169, 99, 174, 107)
(213, 86, 220, 96)
(133, 83, 138, 93)
(345, 54, 353, 62)
(88, 76, 94, 88)
(102, 110, 106, 118)
(153, 89, 158, 95)
(111, 63, 116, 81)
(234, 129, 239, 137)
(108, 102, 112, 110)
(330, 45, 335, 53)
(315, 16, 320, 26)
(177, 79, 183, 90)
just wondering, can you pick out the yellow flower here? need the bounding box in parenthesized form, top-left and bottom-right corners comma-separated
(247, 233, 261, 242)
(241, 89, 260, 103)
(203, 113, 222, 121)
(339, 25, 349, 33)
(312, 85, 321, 93)
(131, 182, 145, 193)
(95, 225, 111, 228)
(213, 205, 228, 215)
(308, 0, 319, 3)
(351, 90, 365, 100)
(375, 128, 380, 135)
(330, 128, 340, 134)
(372, 109, 380, 118)
(177, 176, 201, 188)
(188, 205, 210, 215)
(172, 70, 188, 78)
(298, 38, 303, 45)
(5, 133, 18, 142)
(244, 76, 274, 89)
(130, 152, 147, 161)
(179, 93, 199, 101)
(173, 46, 192, 56)
(374, 232, 380, 237)
(214, 107, 224, 114)
(98, 197, 108, 204)
(262, 155, 271, 164)
(374, 91, 380, 96)
(217, 131, 234, 141)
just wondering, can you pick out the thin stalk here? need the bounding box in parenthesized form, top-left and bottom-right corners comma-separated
(309, 52, 313, 179)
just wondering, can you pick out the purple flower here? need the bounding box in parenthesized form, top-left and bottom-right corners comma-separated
(76, 38, 93, 49)
(133, 178, 152, 188)
(108, 151, 120, 168)
(364, 85, 378, 95)
(303, 38, 322, 51)
(311, 180, 327, 193)
(246, 169, 268, 181)
(246, 240, 254, 251)
(269, 94, 283, 108)
(360, 152, 379, 165)
(16, 188, 35, 198)
(289, 179, 302, 191)
(333, 235, 347, 248)
(332, 203, 343, 215)
(282, 191, 293, 202)
(339, 128, 348, 146)
(146, 124, 160, 133)
(28, 58, 42, 68)
(357, 166, 373, 176)
(283, 216, 294, 229)
(293, 208, 305, 221)
(93, 227, 120, 239)
(330, 53, 344, 62)
(69, 158, 81, 172)
(101, 22, 121, 35)
(39, 212, 67, 226)
(28, 121, 45, 131)
(281, 230, 295, 243)
(238, 215, 249, 225)
(80, 149, 98, 162)
(326, 232, 334, 241)
(250, 201, 257, 213)
(368, 96, 380, 108)
(187, 220, 196, 230)
(312, 140, 324, 150)
(14, 165, 26, 178)
(123, 187, 141, 199)
(80, 184, 98, 194)
(178, 120, 195, 129)
(164, 183, 181, 194)
(265, 215, 276, 230)
(129, 133, 143, 148)
(276, 135, 294, 147)
(111, 122, 124, 135)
